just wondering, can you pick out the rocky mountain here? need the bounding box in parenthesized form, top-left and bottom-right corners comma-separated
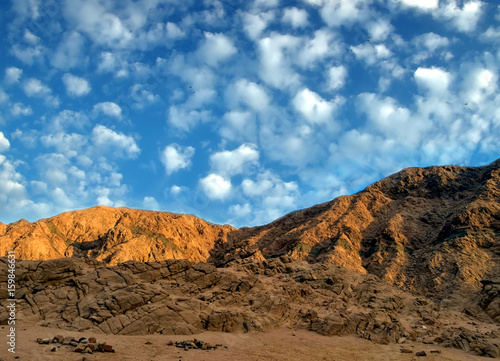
(0, 206, 234, 265)
(1, 158, 499, 302)
(1, 256, 499, 358)
(212, 158, 500, 304)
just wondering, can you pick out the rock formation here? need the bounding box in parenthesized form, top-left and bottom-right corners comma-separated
(1, 159, 499, 357)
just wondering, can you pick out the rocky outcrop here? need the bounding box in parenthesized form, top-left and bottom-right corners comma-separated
(212, 159, 500, 303)
(0, 206, 234, 265)
(0, 256, 418, 340)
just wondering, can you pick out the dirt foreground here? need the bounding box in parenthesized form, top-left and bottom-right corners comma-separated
(0, 323, 490, 361)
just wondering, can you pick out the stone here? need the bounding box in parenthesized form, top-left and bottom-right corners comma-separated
(62, 336, 74, 345)
(50, 347, 56, 352)
(429, 350, 441, 354)
(400, 348, 413, 353)
(100, 343, 114, 352)
(52, 335, 64, 343)
(37, 338, 50, 344)
(88, 337, 97, 343)
(415, 351, 427, 356)
(69, 340, 78, 347)
(485, 343, 500, 358)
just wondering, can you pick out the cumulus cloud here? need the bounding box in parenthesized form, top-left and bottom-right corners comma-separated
(0, 132, 10, 152)
(319, 0, 373, 27)
(210, 144, 259, 177)
(160, 144, 195, 175)
(167, 106, 212, 132)
(51, 32, 86, 70)
(199, 173, 232, 200)
(62, 73, 91, 97)
(366, 18, 393, 41)
(293, 88, 341, 124)
(143, 196, 159, 210)
(197, 32, 237, 67)
(23, 78, 51, 96)
(92, 125, 140, 159)
(283, 7, 309, 28)
(4, 67, 23, 85)
(64, 0, 133, 49)
(397, 0, 438, 10)
(440, 0, 484, 33)
(414, 67, 452, 96)
(165, 22, 185, 39)
(228, 79, 270, 112)
(242, 11, 275, 40)
(10, 103, 32, 116)
(350, 43, 392, 65)
(93, 102, 122, 119)
(258, 34, 301, 89)
(327, 65, 347, 90)
(296, 29, 341, 68)
(220, 111, 257, 142)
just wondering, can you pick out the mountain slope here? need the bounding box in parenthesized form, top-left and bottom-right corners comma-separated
(211, 159, 500, 301)
(1, 159, 499, 301)
(0, 206, 234, 265)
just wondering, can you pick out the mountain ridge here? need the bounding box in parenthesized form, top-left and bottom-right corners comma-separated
(1, 158, 499, 302)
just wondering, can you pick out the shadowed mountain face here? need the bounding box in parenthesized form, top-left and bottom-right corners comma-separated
(1, 159, 499, 301)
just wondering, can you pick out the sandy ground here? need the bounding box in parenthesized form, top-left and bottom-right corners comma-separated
(0, 324, 491, 361)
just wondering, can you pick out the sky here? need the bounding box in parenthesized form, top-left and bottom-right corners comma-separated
(0, 0, 499, 227)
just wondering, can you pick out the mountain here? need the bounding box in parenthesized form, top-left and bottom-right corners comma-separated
(1, 158, 499, 302)
(213, 159, 500, 303)
(0, 206, 234, 265)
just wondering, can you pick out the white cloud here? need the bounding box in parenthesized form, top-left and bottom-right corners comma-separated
(165, 22, 185, 39)
(64, 0, 133, 49)
(160, 144, 195, 175)
(293, 88, 340, 124)
(197, 32, 237, 67)
(230, 203, 252, 218)
(4, 67, 23, 85)
(92, 125, 140, 159)
(319, 0, 373, 27)
(258, 34, 301, 89)
(296, 29, 341, 69)
(51, 110, 89, 131)
(0, 132, 10, 152)
(220, 111, 257, 142)
(357, 93, 427, 147)
(167, 106, 212, 132)
(93, 102, 122, 119)
(350, 43, 392, 65)
(24, 29, 40, 44)
(11, 44, 44, 65)
(41, 132, 88, 158)
(51, 32, 86, 70)
(242, 11, 275, 40)
(23, 78, 51, 96)
(199, 173, 232, 200)
(366, 18, 393, 41)
(62, 73, 91, 97)
(327, 65, 347, 90)
(415, 32, 450, 52)
(397, 0, 438, 10)
(22, 78, 59, 107)
(143, 196, 159, 210)
(414, 67, 452, 96)
(283, 7, 309, 28)
(440, 0, 484, 33)
(170, 185, 182, 195)
(129, 84, 159, 109)
(229, 79, 270, 112)
(461, 67, 498, 105)
(10, 103, 33, 116)
(210, 144, 259, 177)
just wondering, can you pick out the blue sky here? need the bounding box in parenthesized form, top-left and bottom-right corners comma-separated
(0, 0, 499, 227)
